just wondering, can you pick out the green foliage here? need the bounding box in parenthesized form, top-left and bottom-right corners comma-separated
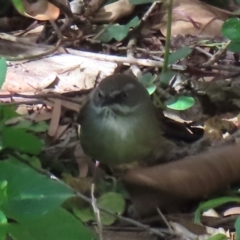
(0, 105, 47, 155)
(235, 216, 240, 240)
(194, 196, 240, 224)
(6, 208, 95, 240)
(222, 18, 240, 41)
(2, 128, 43, 155)
(167, 46, 192, 65)
(10, 120, 49, 132)
(99, 17, 139, 42)
(0, 58, 6, 89)
(164, 96, 195, 111)
(73, 192, 126, 226)
(0, 106, 19, 122)
(159, 70, 176, 85)
(11, 0, 25, 15)
(0, 211, 7, 224)
(0, 160, 96, 240)
(98, 192, 125, 225)
(227, 41, 240, 52)
(139, 73, 156, 95)
(0, 105, 97, 239)
(207, 233, 228, 240)
(0, 159, 74, 219)
(222, 17, 240, 52)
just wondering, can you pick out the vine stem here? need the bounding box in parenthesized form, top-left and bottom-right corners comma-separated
(162, 0, 173, 73)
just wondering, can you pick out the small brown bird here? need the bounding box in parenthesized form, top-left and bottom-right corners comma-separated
(78, 74, 174, 166)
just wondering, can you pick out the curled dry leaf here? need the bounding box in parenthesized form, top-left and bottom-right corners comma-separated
(223, 207, 240, 216)
(91, 0, 135, 23)
(150, 0, 232, 37)
(204, 117, 237, 140)
(124, 144, 240, 216)
(22, 0, 60, 20)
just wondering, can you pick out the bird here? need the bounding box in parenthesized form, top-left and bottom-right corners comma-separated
(77, 73, 174, 166)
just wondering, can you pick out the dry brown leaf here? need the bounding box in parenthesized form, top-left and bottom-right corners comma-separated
(151, 0, 231, 37)
(223, 207, 240, 216)
(124, 144, 240, 216)
(53, 124, 69, 141)
(22, 0, 60, 20)
(30, 112, 53, 122)
(16, 105, 29, 115)
(61, 99, 81, 112)
(204, 117, 237, 140)
(167, 215, 207, 235)
(91, 0, 135, 23)
(48, 99, 61, 137)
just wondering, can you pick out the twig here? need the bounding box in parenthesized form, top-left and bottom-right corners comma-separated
(196, 63, 240, 72)
(0, 92, 83, 105)
(194, 46, 213, 58)
(46, 0, 74, 43)
(203, 40, 231, 66)
(91, 182, 103, 240)
(0, 100, 44, 106)
(141, 1, 160, 23)
(157, 208, 173, 232)
(127, 38, 141, 77)
(65, 48, 185, 70)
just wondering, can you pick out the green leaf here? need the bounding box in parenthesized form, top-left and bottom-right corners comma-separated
(159, 70, 176, 85)
(7, 208, 95, 240)
(72, 206, 94, 223)
(146, 85, 156, 95)
(0, 160, 74, 220)
(0, 224, 7, 240)
(165, 96, 195, 110)
(2, 127, 43, 155)
(17, 153, 42, 168)
(0, 58, 6, 89)
(207, 233, 228, 240)
(222, 17, 240, 41)
(235, 216, 240, 240)
(11, 0, 25, 15)
(168, 46, 192, 64)
(99, 17, 139, 42)
(11, 120, 49, 133)
(0, 211, 7, 225)
(98, 192, 125, 226)
(139, 73, 156, 95)
(195, 196, 240, 223)
(129, 0, 156, 5)
(0, 105, 19, 121)
(0, 180, 8, 205)
(227, 41, 240, 53)
(139, 72, 154, 86)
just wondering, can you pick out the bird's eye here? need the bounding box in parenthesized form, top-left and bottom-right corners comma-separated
(121, 92, 127, 99)
(97, 91, 104, 98)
